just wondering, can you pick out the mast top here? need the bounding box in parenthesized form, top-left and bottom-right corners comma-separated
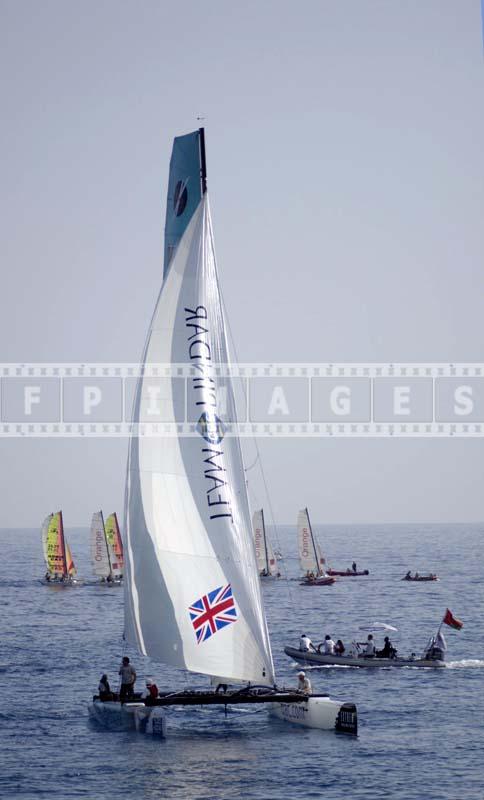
(199, 127, 207, 194)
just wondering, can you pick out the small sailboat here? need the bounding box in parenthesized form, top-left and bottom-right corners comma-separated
(105, 513, 124, 575)
(253, 509, 280, 578)
(297, 508, 335, 585)
(90, 511, 123, 583)
(88, 128, 356, 736)
(41, 510, 77, 584)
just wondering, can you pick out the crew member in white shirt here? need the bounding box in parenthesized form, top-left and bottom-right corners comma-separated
(299, 634, 314, 652)
(297, 671, 312, 694)
(364, 634, 376, 657)
(323, 635, 335, 655)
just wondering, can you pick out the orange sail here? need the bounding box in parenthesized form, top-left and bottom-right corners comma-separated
(105, 512, 123, 578)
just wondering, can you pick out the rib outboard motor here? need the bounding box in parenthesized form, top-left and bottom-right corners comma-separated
(424, 635, 445, 662)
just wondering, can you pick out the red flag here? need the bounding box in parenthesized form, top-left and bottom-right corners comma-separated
(443, 609, 463, 630)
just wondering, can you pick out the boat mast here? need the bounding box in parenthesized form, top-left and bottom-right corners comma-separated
(305, 507, 321, 575)
(59, 510, 68, 576)
(199, 127, 207, 194)
(261, 508, 270, 573)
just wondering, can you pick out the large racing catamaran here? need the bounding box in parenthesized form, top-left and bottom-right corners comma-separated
(88, 128, 356, 736)
(41, 510, 77, 583)
(90, 511, 123, 583)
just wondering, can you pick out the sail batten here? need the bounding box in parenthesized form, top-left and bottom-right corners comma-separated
(125, 135, 274, 685)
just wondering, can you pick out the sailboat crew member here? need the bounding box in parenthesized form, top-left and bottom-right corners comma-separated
(323, 635, 335, 655)
(144, 678, 159, 704)
(297, 671, 312, 694)
(98, 674, 112, 700)
(119, 656, 137, 701)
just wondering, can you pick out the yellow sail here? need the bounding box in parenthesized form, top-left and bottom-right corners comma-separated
(45, 511, 66, 576)
(43, 510, 76, 577)
(41, 513, 53, 566)
(105, 512, 123, 577)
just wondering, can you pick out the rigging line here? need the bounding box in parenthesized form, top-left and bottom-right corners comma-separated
(244, 453, 260, 472)
(115, 634, 128, 693)
(217, 287, 296, 609)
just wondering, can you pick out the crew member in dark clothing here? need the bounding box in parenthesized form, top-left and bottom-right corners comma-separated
(98, 674, 112, 700)
(334, 639, 345, 655)
(377, 636, 396, 659)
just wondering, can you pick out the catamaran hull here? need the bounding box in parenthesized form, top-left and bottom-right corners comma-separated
(284, 646, 446, 669)
(88, 700, 166, 736)
(269, 697, 357, 735)
(89, 693, 356, 735)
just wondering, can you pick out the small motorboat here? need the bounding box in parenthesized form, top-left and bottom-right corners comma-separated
(327, 569, 369, 577)
(401, 573, 439, 582)
(285, 611, 462, 669)
(284, 645, 445, 668)
(300, 575, 336, 587)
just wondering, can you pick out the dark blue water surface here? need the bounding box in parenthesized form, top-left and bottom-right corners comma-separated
(1, 523, 483, 800)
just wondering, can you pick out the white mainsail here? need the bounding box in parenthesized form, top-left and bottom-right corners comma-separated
(297, 508, 326, 576)
(124, 194, 275, 686)
(90, 511, 111, 579)
(253, 509, 278, 576)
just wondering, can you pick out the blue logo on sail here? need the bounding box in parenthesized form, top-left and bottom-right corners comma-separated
(196, 412, 225, 445)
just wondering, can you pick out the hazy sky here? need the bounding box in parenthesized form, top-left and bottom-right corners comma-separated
(1, 0, 483, 527)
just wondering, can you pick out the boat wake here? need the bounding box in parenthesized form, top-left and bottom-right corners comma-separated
(289, 661, 353, 670)
(446, 659, 484, 669)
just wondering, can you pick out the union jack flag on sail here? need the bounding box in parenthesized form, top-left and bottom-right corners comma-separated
(189, 584, 237, 644)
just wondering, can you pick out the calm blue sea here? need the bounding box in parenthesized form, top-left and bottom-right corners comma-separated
(1, 523, 483, 800)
